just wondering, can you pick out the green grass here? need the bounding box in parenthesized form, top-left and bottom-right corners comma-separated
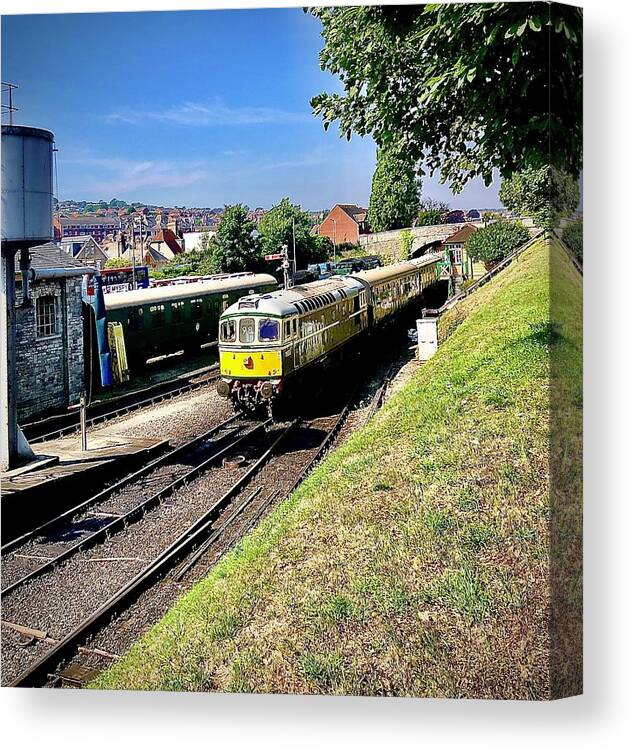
(92, 237, 582, 699)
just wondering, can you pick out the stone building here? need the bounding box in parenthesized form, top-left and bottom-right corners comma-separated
(14, 243, 91, 421)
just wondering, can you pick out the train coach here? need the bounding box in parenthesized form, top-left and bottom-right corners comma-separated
(216, 253, 443, 414)
(103, 272, 278, 371)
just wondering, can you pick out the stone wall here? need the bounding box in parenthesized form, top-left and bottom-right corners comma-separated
(15, 276, 85, 420)
(358, 223, 473, 263)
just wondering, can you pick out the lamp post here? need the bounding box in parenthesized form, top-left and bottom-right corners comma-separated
(331, 218, 337, 266)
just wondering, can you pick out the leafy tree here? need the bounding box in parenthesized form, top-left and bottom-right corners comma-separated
(258, 197, 329, 269)
(368, 147, 421, 232)
(158, 249, 205, 278)
(417, 198, 450, 226)
(199, 204, 262, 274)
(466, 219, 530, 265)
(309, 4, 582, 191)
(561, 220, 583, 263)
(104, 257, 131, 269)
(400, 228, 414, 260)
(499, 166, 580, 230)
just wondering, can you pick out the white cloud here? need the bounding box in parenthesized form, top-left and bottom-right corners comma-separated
(105, 101, 312, 127)
(63, 152, 207, 194)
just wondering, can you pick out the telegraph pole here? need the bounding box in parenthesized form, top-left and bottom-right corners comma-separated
(292, 216, 297, 283)
(281, 243, 291, 290)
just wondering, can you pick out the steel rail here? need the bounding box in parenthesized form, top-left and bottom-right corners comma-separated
(24, 365, 219, 443)
(174, 397, 354, 581)
(1, 414, 239, 556)
(1, 418, 267, 598)
(10, 419, 298, 688)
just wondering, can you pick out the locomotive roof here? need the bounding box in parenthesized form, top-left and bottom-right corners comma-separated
(104, 273, 277, 310)
(222, 276, 364, 318)
(350, 253, 443, 286)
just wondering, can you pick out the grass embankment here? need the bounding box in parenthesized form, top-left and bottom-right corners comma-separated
(94, 237, 582, 699)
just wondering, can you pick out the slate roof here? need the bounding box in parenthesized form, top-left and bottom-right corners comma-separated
(337, 204, 368, 223)
(27, 242, 92, 272)
(444, 224, 478, 244)
(59, 216, 119, 226)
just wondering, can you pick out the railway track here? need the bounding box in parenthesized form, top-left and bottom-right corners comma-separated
(1, 414, 260, 593)
(2, 417, 297, 687)
(3, 391, 356, 688)
(22, 364, 219, 443)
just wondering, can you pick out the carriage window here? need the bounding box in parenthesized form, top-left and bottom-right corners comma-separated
(128, 308, 144, 332)
(259, 318, 279, 341)
(191, 300, 203, 319)
(172, 301, 184, 323)
(239, 317, 256, 343)
(220, 319, 236, 342)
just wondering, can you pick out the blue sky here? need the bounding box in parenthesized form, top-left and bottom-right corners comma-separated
(2, 8, 501, 211)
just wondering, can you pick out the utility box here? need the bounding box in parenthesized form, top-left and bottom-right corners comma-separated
(416, 317, 438, 361)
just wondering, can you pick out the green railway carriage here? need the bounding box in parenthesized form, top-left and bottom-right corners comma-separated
(104, 273, 278, 370)
(217, 254, 442, 413)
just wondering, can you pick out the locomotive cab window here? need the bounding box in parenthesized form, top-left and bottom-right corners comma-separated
(220, 319, 236, 342)
(259, 318, 279, 341)
(239, 317, 256, 343)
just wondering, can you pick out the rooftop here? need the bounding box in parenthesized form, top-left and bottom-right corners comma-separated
(26, 242, 92, 271)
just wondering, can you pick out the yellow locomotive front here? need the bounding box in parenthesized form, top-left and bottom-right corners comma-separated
(217, 296, 289, 412)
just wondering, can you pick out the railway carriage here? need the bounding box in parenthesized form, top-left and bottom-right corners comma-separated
(104, 272, 278, 371)
(217, 254, 442, 413)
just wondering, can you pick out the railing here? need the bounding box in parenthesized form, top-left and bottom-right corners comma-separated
(421, 230, 546, 318)
(552, 228, 583, 277)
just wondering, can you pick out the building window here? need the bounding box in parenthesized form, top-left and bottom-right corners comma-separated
(451, 246, 463, 264)
(36, 295, 59, 337)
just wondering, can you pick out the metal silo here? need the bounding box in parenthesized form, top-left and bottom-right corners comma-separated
(1, 124, 54, 248)
(1, 124, 55, 470)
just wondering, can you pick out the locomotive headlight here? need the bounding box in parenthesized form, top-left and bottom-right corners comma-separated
(260, 382, 274, 399)
(217, 380, 231, 398)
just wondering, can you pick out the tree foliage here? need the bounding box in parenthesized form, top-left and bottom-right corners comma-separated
(499, 166, 580, 230)
(561, 220, 583, 263)
(258, 197, 330, 268)
(104, 256, 132, 269)
(466, 219, 530, 264)
(199, 204, 262, 274)
(309, 4, 582, 191)
(368, 147, 421, 232)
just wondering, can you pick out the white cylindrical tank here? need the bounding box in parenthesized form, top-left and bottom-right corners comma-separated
(417, 317, 438, 361)
(1, 125, 54, 247)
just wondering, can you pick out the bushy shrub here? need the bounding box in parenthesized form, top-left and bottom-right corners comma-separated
(561, 220, 583, 263)
(466, 219, 530, 264)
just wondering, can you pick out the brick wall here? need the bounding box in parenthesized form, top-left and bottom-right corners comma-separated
(318, 206, 360, 245)
(14, 276, 85, 420)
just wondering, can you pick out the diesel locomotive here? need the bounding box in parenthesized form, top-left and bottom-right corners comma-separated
(103, 272, 278, 371)
(216, 254, 442, 413)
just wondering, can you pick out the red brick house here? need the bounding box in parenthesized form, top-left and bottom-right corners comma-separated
(317, 204, 369, 245)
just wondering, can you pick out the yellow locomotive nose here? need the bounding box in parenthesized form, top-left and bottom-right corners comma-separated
(220, 349, 282, 378)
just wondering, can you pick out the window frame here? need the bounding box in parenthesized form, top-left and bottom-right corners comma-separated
(239, 317, 256, 344)
(220, 318, 236, 343)
(35, 295, 60, 339)
(259, 318, 280, 342)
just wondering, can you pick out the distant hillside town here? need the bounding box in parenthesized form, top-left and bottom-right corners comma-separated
(52, 197, 510, 272)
